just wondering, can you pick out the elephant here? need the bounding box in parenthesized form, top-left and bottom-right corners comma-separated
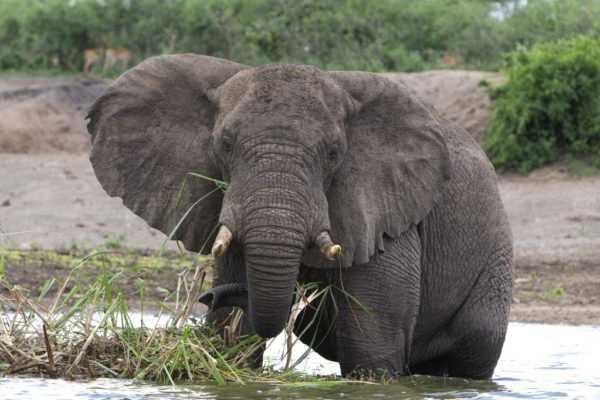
(87, 54, 513, 380)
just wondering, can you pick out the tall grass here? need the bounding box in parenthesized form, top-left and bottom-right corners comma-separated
(0, 251, 263, 383)
(0, 250, 364, 384)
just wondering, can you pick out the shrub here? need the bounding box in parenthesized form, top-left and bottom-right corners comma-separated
(484, 36, 600, 173)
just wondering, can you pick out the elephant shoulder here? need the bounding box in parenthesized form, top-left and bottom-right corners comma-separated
(428, 119, 512, 264)
(439, 117, 496, 183)
(433, 117, 505, 220)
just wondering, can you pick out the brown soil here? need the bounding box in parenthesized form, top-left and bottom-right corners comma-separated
(0, 73, 598, 325)
(383, 70, 504, 142)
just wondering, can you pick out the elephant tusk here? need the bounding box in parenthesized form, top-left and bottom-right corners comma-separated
(316, 231, 341, 260)
(211, 225, 233, 258)
(325, 244, 341, 260)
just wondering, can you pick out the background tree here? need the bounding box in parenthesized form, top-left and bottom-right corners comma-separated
(0, 0, 598, 75)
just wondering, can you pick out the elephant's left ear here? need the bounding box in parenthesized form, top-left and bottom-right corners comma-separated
(326, 71, 452, 268)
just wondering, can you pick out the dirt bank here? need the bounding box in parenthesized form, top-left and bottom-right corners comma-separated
(0, 73, 598, 325)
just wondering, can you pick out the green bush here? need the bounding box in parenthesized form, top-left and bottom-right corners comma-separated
(2, 0, 600, 74)
(484, 36, 600, 173)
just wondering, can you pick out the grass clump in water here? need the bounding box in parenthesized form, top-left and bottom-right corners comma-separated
(0, 251, 262, 383)
(0, 250, 360, 385)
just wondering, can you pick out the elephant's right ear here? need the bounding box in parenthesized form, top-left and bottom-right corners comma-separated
(87, 54, 247, 253)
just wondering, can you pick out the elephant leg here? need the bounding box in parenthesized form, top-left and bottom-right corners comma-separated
(407, 355, 450, 377)
(334, 228, 422, 378)
(445, 261, 512, 379)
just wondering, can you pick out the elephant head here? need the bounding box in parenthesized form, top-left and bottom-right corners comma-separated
(87, 54, 450, 338)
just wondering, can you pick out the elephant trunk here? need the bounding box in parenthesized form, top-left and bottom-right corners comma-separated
(244, 231, 304, 338)
(216, 148, 331, 338)
(240, 187, 312, 338)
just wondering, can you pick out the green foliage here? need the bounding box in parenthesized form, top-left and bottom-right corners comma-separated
(1, 0, 600, 75)
(566, 157, 600, 176)
(104, 235, 126, 249)
(3, 0, 597, 74)
(484, 36, 600, 173)
(500, 0, 600, 50)
(179, 0, 437, 72)
(524, 283, 565, 299)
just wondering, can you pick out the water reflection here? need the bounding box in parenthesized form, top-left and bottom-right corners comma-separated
(1, 323, 599, 399)
(0, 376, 509, 399)
(201, 376, 508, 400)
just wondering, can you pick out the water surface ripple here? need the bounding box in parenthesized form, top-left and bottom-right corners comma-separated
(2, 323, 598, 399)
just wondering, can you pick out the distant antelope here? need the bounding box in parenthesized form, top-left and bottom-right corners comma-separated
(104, 47, 132, 73)
(83, 39, 105, 74)
(443, 53, 465, 67)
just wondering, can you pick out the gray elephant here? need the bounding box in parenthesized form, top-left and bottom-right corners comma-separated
(87, 54, 513, 380)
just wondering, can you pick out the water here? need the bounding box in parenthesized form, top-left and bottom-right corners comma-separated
(2, 323, 599, 399)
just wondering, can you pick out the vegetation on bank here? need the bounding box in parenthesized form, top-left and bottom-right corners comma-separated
(483, 35, 600, 174)
(1, 0, 600, 74)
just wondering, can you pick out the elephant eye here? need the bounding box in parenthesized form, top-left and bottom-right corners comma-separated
(222, 140, 232, 153)
(327, 149, 337, 161)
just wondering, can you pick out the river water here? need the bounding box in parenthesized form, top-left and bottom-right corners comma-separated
(2, 323, 599, 399)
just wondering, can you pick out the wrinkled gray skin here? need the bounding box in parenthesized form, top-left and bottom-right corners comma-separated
(87, 54, 513, 380)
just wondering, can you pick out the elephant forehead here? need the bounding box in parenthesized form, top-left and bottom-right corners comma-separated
(219, 65, 347, 118)
(250, 64, 325, 93)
